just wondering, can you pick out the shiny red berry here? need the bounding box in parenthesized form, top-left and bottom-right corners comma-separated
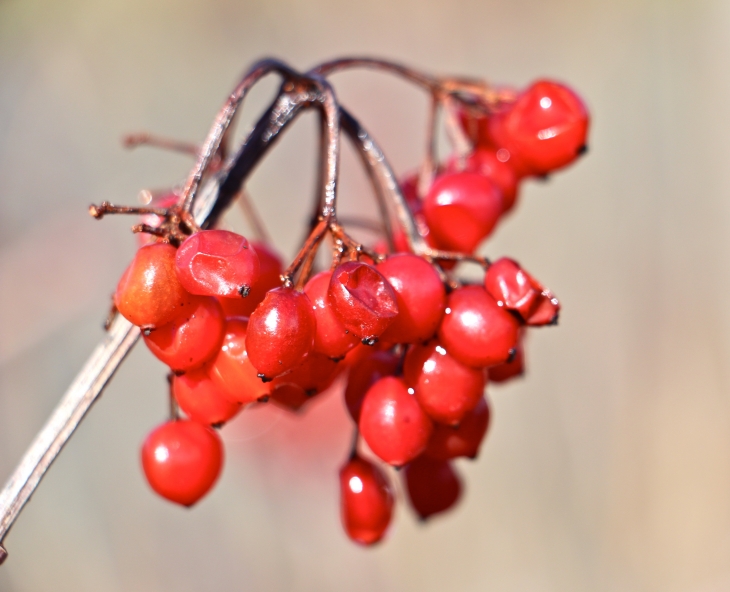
(484, 257, 541, 320)
(115, 243, 191, 329)
(403, 341, 486, 426)
(328, 261, 399, 343)
(489, 80, 589, 176)
(246, 287, 316, 380)
(344, 349, 400, 423)
(269, 352, 341, 412)
(404, 456, 462, 520)
(141, 419, 223, 507)
(339, 455, 394, 545)
(359, 376, 433, 466)
(424, 397, 490, 460)
(143, 296, 225, 371)
(423, 172, 503, 254)
(447, 149, 520, 213)
(438, 285, 520, 368)
(489, 335, 525, 382)
(377, 254, 446, 344)
(173, 368, 242, 426)
(208, 317, 272, 404)
(304, 270, 359, 359)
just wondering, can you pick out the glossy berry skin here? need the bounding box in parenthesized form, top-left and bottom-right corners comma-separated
(141, 419, 223, 507)
(424, 397, 490, 460)
(489, 337, 525, 382)
(173, 368, 242, 426)
(438, 285, 520, 369)
(246, 287, 316, 380)
(328, 262, 399, 343)
(143, 296, 225, 372)
(525, 287, 560, 326)
(359, 376, 433, 467)
(208, 317, 271, 404)
(378, 254, 446, 344)
(489, 80, 589, 176)
(447, 149, 520, 214)
(115, 243, 191, 329)
(176, 230, 260, 299)
(304, 271, 359, 359)
(423, 172, 503, 254)
(339, 455, 394, 545)
(403, 342, 486, 426)
(217, 241, 283, 317)
(484, 258, 541, 320)
(344, 349, 400, 423)
(404, 456, 462, 520)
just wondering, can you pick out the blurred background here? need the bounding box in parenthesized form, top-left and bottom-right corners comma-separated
(2, 0, 730, 590)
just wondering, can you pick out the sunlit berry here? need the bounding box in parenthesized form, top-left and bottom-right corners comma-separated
(173, 368, 242, 426)
(304, 270, 359, 359)
(344, 349, 400, 423)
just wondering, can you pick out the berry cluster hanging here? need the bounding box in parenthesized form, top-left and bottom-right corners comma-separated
(91, 58, 589, 545)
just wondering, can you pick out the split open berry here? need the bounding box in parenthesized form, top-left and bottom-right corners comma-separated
(423, 171, 503, 254)
(143, 296, 225, 371)
(246, 287, 316, 380)
(173, 368, 242, 426)
(344, 349, 400, 423)
(328, 261, 399, 343)
(438, 285, 520, 368)
(115, 243, 191, 329)
(175, 229, 260, 299)
(523, 281, 560, 326)
(488, 79, 589, 176)
(339, 454, 394, 545)
(304, 270, 359, 359)
(208, 317, 272, 404)
(141, 419, 224, 507)
(404, 456, 462, 520)
(359, 376, 433, 467)
(424, 397, 490, 460)
(378, 254, 446, 344)
(403, 341, 486, 426)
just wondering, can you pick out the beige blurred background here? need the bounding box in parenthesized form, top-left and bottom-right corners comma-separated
(2, 0, 730, 590)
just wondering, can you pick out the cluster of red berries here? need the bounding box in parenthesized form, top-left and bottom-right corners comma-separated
(103, 74, 588, 545)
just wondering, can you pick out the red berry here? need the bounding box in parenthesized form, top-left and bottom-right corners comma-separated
(268, 383, 310, 412)
(269, 352, 341, 412)
(115, 243, 191, 329)
(489, 336, 525, 382)
(438, 285, 520, 368)
(403, 341, 486, 426)
(208, 317, 272, 404)
(344, 349, 400, 423)
(304, 270, 359, 359)
(141, 419, 223, 506)
(377, 254, 446, 344)
(175, 230, 260, 299)
(489, 80, 589, 176)
(246, 287, 316, 380)
(404, 456, 461, 520)
(424, 397, 490, 460)
(484, 257, 541, 320)
(423, 172, 503, 254)
(328, 261, 399, 343)
(447, 149, 520, 213)
(359, 376, 433, 467)
(143, 296, 225, 371)
(173, 368, 242, 426)
(525, 287, 560, 326)
(339, 455, 394, 545)
(217, 241, 283, 317)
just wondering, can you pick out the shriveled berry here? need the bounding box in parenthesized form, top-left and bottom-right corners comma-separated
(175, 230, 260, 299)
(359, 376, 433, 467)
(484, 257, 541, 319)
(438, 285, 520, 368)
(423, 172, 503, 254)
(173, 368, 242, 426)
(143, 296, 224, 371)
(403, 341, 486, 426)
(208, 317, 271, 404)
(328, 261, 399, 342)
(115, 243, 190, 329)
(141, 419, 223, 507)
(246, 287, 316, 380)
(378, 254, 446, 344)
(304, 270, 359, 359)
(339, 455, 394, 545)
(344, 349, 400, 423)
(404, 456, 461, 520)
(424, 397, 490, 460)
